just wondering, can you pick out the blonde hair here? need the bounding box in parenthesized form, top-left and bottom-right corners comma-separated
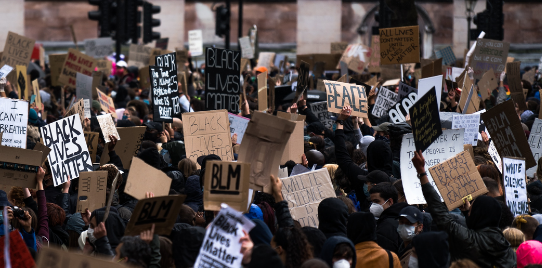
(503, 227, 526, 252)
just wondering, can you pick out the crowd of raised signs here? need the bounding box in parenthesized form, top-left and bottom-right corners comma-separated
(6, 31, 542, 268)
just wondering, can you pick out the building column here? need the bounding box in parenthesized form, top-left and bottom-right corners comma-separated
(148, 0, 185, 50)
(453, 0, 485, 59)
(297, 0, 341, 54)
(0, 0, 24, 50)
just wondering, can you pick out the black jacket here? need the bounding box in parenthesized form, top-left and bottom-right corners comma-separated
(274, 201, 294, 228)
(376, 202, 408, 253)
(422, 183, 516, 267)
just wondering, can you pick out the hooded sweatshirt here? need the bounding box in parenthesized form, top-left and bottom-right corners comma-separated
(412, 232, 450, 268)
(171, 223, 206, 268)
(366, 140, 393, 176)
(517, 240, 542, 268)
(183, 175, 203, 212)
(318, 198, 349, 239)
(376, 202, 409, 253)
(319, 236, 357, 268)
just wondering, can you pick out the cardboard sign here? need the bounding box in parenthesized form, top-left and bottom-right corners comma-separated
(96, 114, 120, 143)
(281, 120, 304, 164)
(205, 47, 241, 113)
(256, 52, 276, 68)
(127, 44, 152, 68)
(194, 205, 255, 268)
(503, 157, 528, 216)
(0, 65, 13, 79)
(324, 80, 368, 118)
(33, 142, 51, 165)
(204, 161, 251, 211)
(421, 59, 443, 79)
(0, 230, 35, 268)
(409, 87, 442, 153)
(0, 145, 42, 188)
(0, 98, 28, 148)
(239, 36, 254, 59)
(15, 65, 28, 100)
(96, 88, 116, 117)
(478, 68, 498, 101)
(398, 81, 417, 100)
(452, 113, 481, 146)
(523, 69, 536, 85)
(84, 132, 99, 163)
(1, 32, 35, 88)
(280, 168, 335, 228)
(150, 66, 178, 123)
(124, 194, 186, 235)
(379, 26, 420, 65)
(372, 87, 398, 117)
(40, 115, 93, 186)
(58, 48, 97, 87)
(32, 79, 42, 110)
(310, 101, 334, 129)
(91, 71, 103, 99)
(76, 73, 92, 118)
(488, 140, 503, 173)
(435, 46, 456, 66)
(338, 44, 370, 73)
(481, 100, 536, 169)
(49, 54, 66, 87)
(84, 37, 113, 59)
(176, 49, 188, 72)
(99, 126, 146, 167)
(96, 59, 112, 76)
(429, 150, 488, 211)
(125, 157, 172, 200)
(471, 38, 509, 80)
(139, 66, 151, 89)
(183, 110, 233, 167)
(37, 247, 125, 268)
(188, 29, 203, 57)
(506, 61, 527, 111)
(277, 111, 306, 123)
(149, 48, 173, 66)
(331, 42, 349, 55)
(228, 113, 249, 144)
(76, 171, 107, 213)
(65, 98, 85, 125)
(238, 112, 295, 192)
(527, 118, 542, 177)
(367, 35, 381, 73)
(257, 71, 267, 111)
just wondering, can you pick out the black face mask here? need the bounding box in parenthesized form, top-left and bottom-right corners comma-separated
(143, 131, 159, 142)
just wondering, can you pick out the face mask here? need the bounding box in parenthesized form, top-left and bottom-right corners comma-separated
(375, 134, 389, 143)
(363, 184, 370, 198)
(135, 96, 140, 100)
(333, 259, 350, 268)
(144, 131, 158, 142)
(408, 74, 412, 80)
(111, 91, 117, 98)
(370, 199, 388, 218)
(408, 256, 418, 268)
(397, 224, 416, 241)
(201, 70, 205, 74)
(122, 115, 128, 120)
(143, 99, 150, 105)
(87, 228, 97, 244)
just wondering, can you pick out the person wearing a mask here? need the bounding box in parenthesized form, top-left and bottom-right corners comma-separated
(397, 206, 424, 268)
(320, 236, 357, 268)
(372, 122, 391, 143)
(369, 182, 408, 253)
(143, 122, 164, 144)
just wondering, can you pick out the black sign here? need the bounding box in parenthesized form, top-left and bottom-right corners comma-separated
(205, 47, 241, 113)
(150, 65, 178, 123)
(409, 87, 442, 153)
(398, 82, 417, 100)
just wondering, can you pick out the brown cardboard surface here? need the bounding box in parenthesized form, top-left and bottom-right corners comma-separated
(99, 126, 146, 167)
(76, 171, 107, 213)
(238, 112, 296, 193)
(429, 150, 488, 211)
(379, 26, 420, 65)
(523, 68, 536, 85)
(277, 111, 306, 122)
(15, 65, 28, 100)
(127, 44, 152, 68)
(337, 44, 370, 74)
(125, 195, 186, 236)
(1, 32, 35, 88)
(368, 35, 381, 73)
(0, 145, 41, 189)
(32, 142, 51, 165)
(91, 71, 103, 100)
(478, 68, 498, 101)
(84, 132, 99, 163)
(458, 77, 480, 114)
(65, 98, 85, 124)
(380, 64, 402, 81)
(139, 66, 151, 90)
(96, 59, 112, 76)
(330, 42, 348, 55)
(125, 157, 172, 200)
(37, 241, 126, 268)
(464, 144, 474, 160)
(258, 71, 267, 111)
(96, 88, 116, 117)
(481, 100, 536, 169)
(203, 161, 251, 211)
(49, 54, 67, 87)
(296, 54, 342, 71)
(281, 120, 305, 164)
(58, 48, 96, 87)
(323, 80, 368, 118)
(32, 79, 41, 109)
(149, 48, 173, 66)
(280, 168, 335, 228)
(337, 74, 347, 83)
(507, 61, 527, 111)
(182, 110, 234, 167)
(471, 38, 509, 80)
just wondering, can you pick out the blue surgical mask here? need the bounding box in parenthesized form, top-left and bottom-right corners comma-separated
(122, 115, 128, 120)
(143, 99, 150, 105)
(363, 184, 369, 197)
(201, 70, 205, 74)
(135, 96, 140, 100)
(408, 74, 412, 80)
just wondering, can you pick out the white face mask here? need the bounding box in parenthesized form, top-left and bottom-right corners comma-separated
(397, 224, 417, 241)
(87, 228, 97, 244)
(408, 256, 418, 268)
(370, 200, 388, 218)
(333, 259, 350, 268)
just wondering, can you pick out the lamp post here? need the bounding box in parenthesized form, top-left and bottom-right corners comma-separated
(465, 0, 477, 49)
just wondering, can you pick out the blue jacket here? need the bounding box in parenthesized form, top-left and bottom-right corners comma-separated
(0, 224, 37, 251)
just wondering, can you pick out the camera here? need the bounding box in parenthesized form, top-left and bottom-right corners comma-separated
(11, 206, 27, 220)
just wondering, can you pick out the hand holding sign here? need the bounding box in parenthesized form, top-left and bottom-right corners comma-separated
(270, 174, 283, 202)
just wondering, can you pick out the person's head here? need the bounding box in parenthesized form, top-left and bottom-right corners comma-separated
(7, 186, 25, 208)
(271, 227, 313, 268)
(337, 196, 356, 214)
(503, 227, 526, 252)
(369, 182, 398, 218)
(477, 164, 503, 195)
(178, 204, 196, 225)
(412, 232, 450, 268)
(351, 148, 366, 166)
(466, 195, 502, 230)
(397, 206, 424, 242)
(517, 240, 542, 268)
(114, 236, 152, 268)
(46, 203, 66, 227)
(11, 207, 37, 232)
(172, 118, 183, 132)
(483, 177, 501, 198)
(301, 227, 327, 257)
(116, 61, 129, 76)
(513, 215, 539, 240)
(372, 122, 391, 140)
(159, 237, 175, 268)
(178, 158, 197, 178)
(305, 150, 325, 167)
(307, 122, 326, 139)
(308, 136, 325, 151)
(360, 170, 391, 192)
(319, 236, 356, 268)
(318, 198, 349, 238)
(97, 164, 121, 190)
(392, 179, 406, 203)
(346, 212, 377, 245)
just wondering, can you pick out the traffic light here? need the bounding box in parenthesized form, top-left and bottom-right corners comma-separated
(110, 0, 127, 42)
(215, 5, 230, 38)
(88, 0, 112, 37)
(126, 0, 142, 44)
(471, 0, 504, 41)
(143, 1, 161, 44)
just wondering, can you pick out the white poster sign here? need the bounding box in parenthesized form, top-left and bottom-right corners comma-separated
(503, 157, 529, 216)
(452, 113, 481, 146)
(400, 129, 464, 204)
(228, 113, 249, 144)
(372, 87, 398, 117)
(488, 140, 502, 173)
(0, 65, 13, 79)
(188, 30, 203, 57)
(310, 101, 334, 129)
(527, 118, 542, 177)
(0, 98, 28, 148)
(238, 36, 254, 59)
(417, 75, 443, 110)
(84, 37, 114, 59)
(40, 115, 93, 186)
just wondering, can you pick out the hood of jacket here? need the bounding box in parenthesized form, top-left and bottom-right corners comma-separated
(412, 231, 450, 268)
(183, 175, 203, 212)
(466, 195, 501, 230)
(249, 219, 273, 246)
(347, 212, 377, 245)
(91, 207, 126, 250)
(171, 223, 206, 268)
(318, 198, 349, 238)
(366, 140, 393, 175)
(320, 236, 357, 268)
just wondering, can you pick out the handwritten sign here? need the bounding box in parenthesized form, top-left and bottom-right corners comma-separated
(388, 91, 418, 123)
(372, 87, 398, 117)
(96, 88, 116, 118)
(65, 98, 85, 125)
(58, 48, 97, 87)
(76, 171, 107, 213)
(239, 36, 254, 59)
(471, 38, 509, 80)
(367, 35, 381, 73)
(429, 150, 488, 211)
(488, 141, 503, 173)
(150, 57, 179, 123)
(228, 113, 249, 143)
(96, 59, 112, 76)
(1, 32, 35, 88)
(527, 118, 542, 177)
(40, 115, 93, 186)
(280, 168, 335, 228)
(182, 110, 233, 167)
(379, 26, 420, 65)
(125, 195, 186, 236)
(410, 87, 442, 153)
(256, 52, 275, 69)
(205, 48, 241, 113)
(84, 132, 99, 163)
(76, 73, 92, 118)
(204, 161, 251, 211)
(127, 44, 152, 68)
(503, 157, 528, 216)
(188, 30, 203, 57)
(478, 68, 498, 101)
(452, 113, 481, 146)
(96, 114, 120, 143)
(324, 80, 368, 118)
(398, 81, 417, 99)
(99, 126, 146, 167)
(0, 65, 13, 79)
(84, 37, 113, 59)
(310, 101, 334, 129)
(0, 98, 28, 148)
(481, 100, 536, 169)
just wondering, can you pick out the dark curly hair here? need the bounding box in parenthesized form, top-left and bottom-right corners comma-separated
(46, 203, 66, 227)
(8, 186, 25, 208)
(119, 236, 152, 268)
(352, 148, 366, 166)
(273, 227, 313, 268)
